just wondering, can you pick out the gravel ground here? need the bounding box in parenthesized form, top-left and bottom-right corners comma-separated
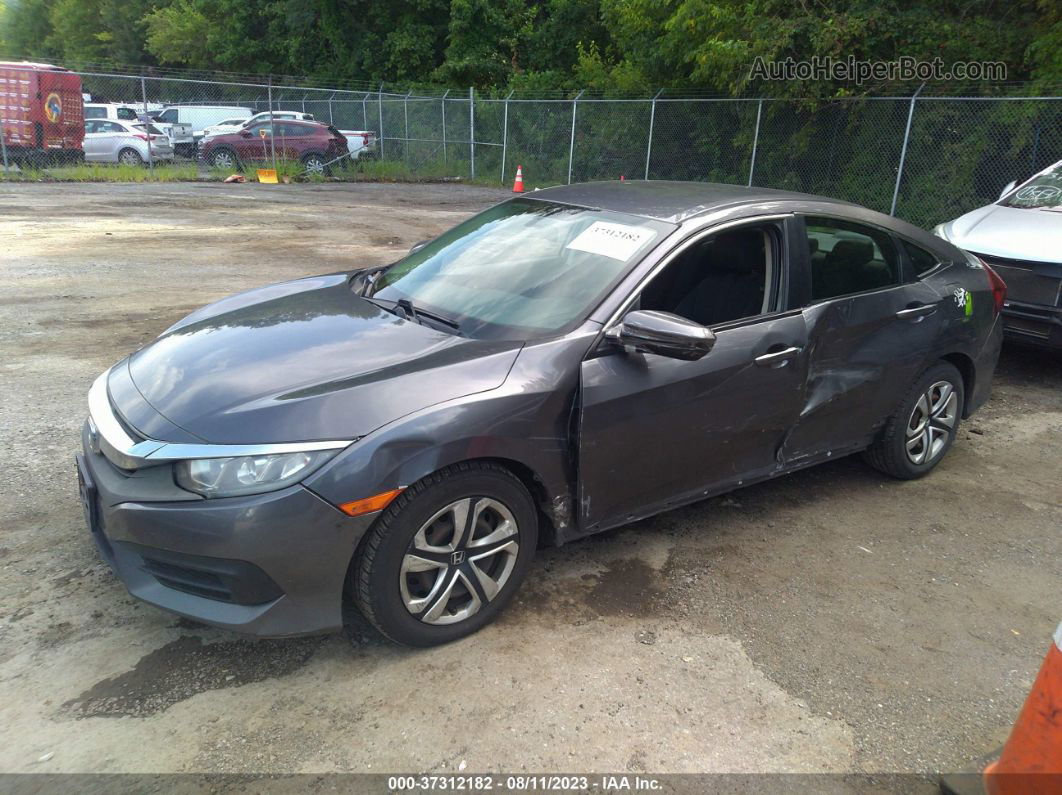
(0, 182, 1059, 782)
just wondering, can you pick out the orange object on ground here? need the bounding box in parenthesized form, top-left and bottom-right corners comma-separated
(257, 168, 278, 184)
(512, 165, 524, 193)
(984, 621, 1062, 795)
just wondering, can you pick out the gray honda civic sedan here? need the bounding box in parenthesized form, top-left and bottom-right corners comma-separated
(78, 181, 1005, 646)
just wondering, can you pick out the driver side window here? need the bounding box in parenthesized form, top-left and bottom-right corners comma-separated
(637, 224, 777, 327)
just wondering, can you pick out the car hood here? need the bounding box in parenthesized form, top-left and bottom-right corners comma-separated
(117, 274, 522, 444)
(942, 204, 1062, 263)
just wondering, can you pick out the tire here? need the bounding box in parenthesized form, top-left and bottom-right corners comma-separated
(863, 361, 964, 480)
(209, 148, 239, 170)
(351, 462, 538, 647)
(118, 148, 144, 166)
(302, 153, 327, 175)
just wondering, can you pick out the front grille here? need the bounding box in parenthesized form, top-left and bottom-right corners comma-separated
(973, 253, 1062, 307)
(141, 558, 232, 601)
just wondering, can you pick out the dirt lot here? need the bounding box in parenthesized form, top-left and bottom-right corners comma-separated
(0, 182, 1059, 781)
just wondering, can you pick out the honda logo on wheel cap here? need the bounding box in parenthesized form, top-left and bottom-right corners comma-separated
(451, 551, 465, 565)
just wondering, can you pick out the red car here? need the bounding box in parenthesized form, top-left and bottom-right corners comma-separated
(200, 119, 347, 173)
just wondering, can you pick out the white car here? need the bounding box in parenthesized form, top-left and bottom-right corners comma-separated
(934, 158, 1062, 348)
(83, 119, 174, 165)
(337, 130, 377, 159)
(83, 103, 141, 122)
(200, 116, 256, 140)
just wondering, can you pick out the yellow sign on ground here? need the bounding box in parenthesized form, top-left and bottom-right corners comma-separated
(257, 169, 278, 184)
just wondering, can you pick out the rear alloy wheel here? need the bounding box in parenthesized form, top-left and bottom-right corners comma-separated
(210, 148, 238, 170)
(118, 148, 144, 166)
(302, 153, 327, 175)
(351, 463, 538, 646)
(863, 361, 964, 479)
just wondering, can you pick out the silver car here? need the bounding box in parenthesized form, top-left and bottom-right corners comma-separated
(935, 159, 1062, 348)
(83, 119, 175, 166)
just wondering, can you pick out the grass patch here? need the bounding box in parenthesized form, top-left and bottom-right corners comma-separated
(2, 162, 201, 182)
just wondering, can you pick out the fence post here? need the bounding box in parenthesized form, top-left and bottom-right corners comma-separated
(361, 92, 367, 131)
(441, 89, 449, 166)
(469, 86, 475, 180)
(568, 90, 584, 185)
(890, 82, 925, 217)
(140, 75, 153, 168)
(378, 86, 385, 160)
(328, 91, 335, 125)
(404, 90, 411, 164)
(267, 77, 276, 170)
(501, 89, 513, 185)
(644, 89, 662, 180)
(0, 112, 8, 174)
(747, 98, 763, 187)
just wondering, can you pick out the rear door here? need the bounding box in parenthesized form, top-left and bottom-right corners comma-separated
(781, 215, 947, 461)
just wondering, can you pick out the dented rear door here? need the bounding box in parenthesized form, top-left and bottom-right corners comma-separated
(780, 216, 946, 463)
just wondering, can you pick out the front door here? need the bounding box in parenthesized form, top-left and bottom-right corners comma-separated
(577, 219, 810, 532)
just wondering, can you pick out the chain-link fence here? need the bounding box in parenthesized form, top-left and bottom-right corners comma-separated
(2, 66, 1060, 228)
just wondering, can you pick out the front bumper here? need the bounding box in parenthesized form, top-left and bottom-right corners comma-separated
(1001, 300, 1062, 349)
(77, 425, 374, 637)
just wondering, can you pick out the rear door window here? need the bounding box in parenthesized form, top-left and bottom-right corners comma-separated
(900, 239, 940, 277)
(84, 106, 106, 119)
(804, 217, 900, 301)
(116, 107, 138, 120)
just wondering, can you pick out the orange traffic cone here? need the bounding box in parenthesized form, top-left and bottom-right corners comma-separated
(620, 174, 625, 181)
(983, 620, 1062, 794)
(512, 165, 524, 193)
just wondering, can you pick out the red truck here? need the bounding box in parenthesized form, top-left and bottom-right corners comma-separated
(0, 61, 85, 167)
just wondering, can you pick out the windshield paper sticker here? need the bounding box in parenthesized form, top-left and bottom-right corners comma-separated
(566, 222, 656, 261)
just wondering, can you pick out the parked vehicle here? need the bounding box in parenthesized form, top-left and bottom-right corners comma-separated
(199, 119, 347, 173)
(0, 61, 84, 166)
(78, 181, 1004, 646)
(83, 119, 174, 165)
(84, 103, 140, 122)
(153, 105, 252, 154)
(200, 116, 257, 141)
(338, 129, 377, 159)
(935, 159, 1062, 349)
(241, 110, 315, 127)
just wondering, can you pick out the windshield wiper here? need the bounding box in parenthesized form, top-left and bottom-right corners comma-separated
(362, 295, 462, 334)
(396, 298, 462, 332)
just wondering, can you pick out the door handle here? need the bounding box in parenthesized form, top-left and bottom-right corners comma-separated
(754, 346, 801, 367)
(896, 304, 936, 322)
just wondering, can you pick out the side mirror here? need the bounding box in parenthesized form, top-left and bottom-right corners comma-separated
(999, 180, 1017, 200)
(608, 310, 716, 361)
(409, 240, 430, 254)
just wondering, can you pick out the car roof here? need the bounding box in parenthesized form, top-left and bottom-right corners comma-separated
(527, 180, 858, 223)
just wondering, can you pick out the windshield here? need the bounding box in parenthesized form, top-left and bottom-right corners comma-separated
(370, 199, 672, 340)
(1001, 164, 1062, 209)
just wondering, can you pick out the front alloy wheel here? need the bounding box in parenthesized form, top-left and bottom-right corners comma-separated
(400, 498, 520, 625)
(351, 462, 538, 646)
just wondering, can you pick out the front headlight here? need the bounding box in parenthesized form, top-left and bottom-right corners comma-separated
(175, 450, 338, 498)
